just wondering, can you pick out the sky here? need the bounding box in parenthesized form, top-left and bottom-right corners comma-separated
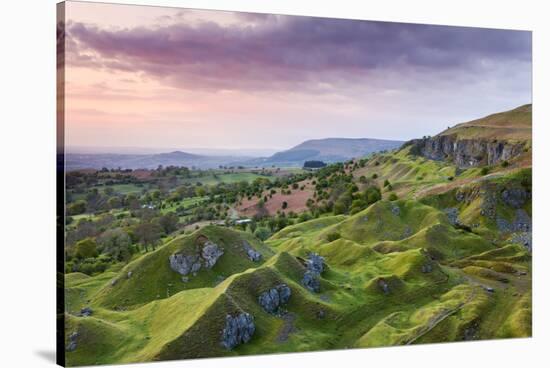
(60, 1, 532, 153)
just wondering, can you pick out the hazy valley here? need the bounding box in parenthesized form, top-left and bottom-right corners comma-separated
(65, 138, 404, 170)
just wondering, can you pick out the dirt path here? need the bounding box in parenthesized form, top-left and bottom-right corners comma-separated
(182, 220, 215, 231)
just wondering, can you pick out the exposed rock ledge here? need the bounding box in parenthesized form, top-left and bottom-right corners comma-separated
(221, 313, 255, 349)
(169, 240, 224, 277)
(407, 135, 526, 167)
(258, 284, 291, 314)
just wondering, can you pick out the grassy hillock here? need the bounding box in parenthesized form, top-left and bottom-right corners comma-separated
(92, 226, 275, 309)
(421, 168, 532, 240)
(352, 147, 481, 200)
(270, 200, 495, 263)
(440, 104, 532, 142)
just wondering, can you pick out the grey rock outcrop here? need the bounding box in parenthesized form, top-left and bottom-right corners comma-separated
(464, 324, 479, 341)
(169, 240, 224, 277)
(202, 241, 224, 268)
(242, 240, 262, 262)
(408, 135, 525, 168)
(301, 253, 325, 293)
(497, 209, 531, 233)
(66, 331, 79, 352)
(501, 188, 530, 209)
(305, 253, 325, 274)
(444, 208, 460, 226)
(378, 279, 390, 294)
(496, 208, 532, 251)
(302, 271, 321, 293)
(258, 284, 291, 314)
(510, 232, 532, 252)
(221, 313, 255, 350)
(79, 307, 93, 317)
(169, 254, 201, 276)
(513, 209, 531, 232)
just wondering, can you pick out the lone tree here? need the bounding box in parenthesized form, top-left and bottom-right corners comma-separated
(282, 201, 288, 210)
(134, 222, 162, 252)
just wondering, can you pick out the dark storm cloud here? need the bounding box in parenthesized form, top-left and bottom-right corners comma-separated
(65, 14, 531, 92)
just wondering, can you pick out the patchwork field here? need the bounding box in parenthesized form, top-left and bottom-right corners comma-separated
(236, 180, 316, 216)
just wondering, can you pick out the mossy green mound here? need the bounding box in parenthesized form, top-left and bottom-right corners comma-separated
(92, 226, 274, 309)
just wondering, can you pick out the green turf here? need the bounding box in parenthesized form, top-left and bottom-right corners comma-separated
(180, 172, 274, 186)
(96, 183, 144, 195)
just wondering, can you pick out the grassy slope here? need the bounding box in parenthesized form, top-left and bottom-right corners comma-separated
(92, 226, 275, 309)
(421, 168, 532, 240)
(352, 147, 480, 201)
(64, 105, 532, 365)
(352, 104, 531, 201)
(180, 172, 274, 186)
(439, 104, 532, 142)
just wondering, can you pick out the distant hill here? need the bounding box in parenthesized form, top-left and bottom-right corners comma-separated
(66, 138, 404, 170)
(241, 138, 404, 167)
(65, 151, 250, 170)
(291, 138, 404, 158)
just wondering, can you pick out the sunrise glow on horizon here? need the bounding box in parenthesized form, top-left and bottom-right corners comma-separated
(59, 1, 532, 153)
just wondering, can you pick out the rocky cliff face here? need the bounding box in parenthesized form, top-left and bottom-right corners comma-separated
(221, 313, 255, 350)
(408, 135, 526, 167)
(169, 240, 224, 276)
